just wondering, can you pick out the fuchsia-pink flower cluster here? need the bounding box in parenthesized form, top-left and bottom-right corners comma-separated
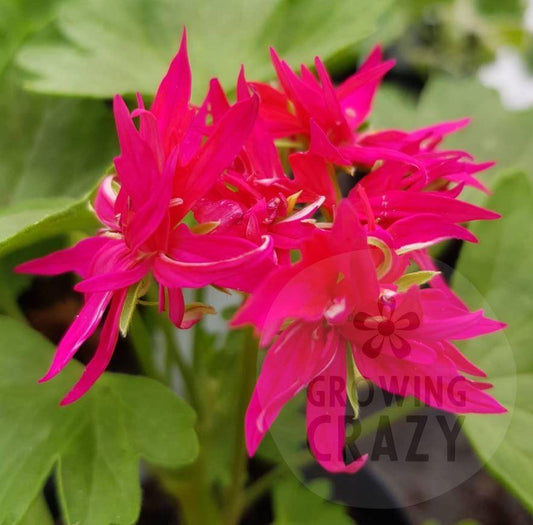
(17, 31, 505, 473)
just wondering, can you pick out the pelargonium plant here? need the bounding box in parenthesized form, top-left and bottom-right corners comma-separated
(16, 29, 506, 520)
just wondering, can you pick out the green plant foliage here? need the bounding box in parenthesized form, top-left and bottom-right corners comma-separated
(477, 0, 521, 15)
(272, 477, 352, 524)
(0, 0, 63, 74)
(0, 316, 198, 525)
(0, 196, 98, 258)
(0, 68, 115, 258)
(453, 171, 533, 513)
(16, 0, 393, 100)
(0, 74, 116, 205)
(18, 494, 54, 525)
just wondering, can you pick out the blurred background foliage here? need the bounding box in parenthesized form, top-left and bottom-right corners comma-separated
(2, 0, 533, 524)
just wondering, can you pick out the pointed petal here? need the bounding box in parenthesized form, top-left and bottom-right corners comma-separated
(337, 46, 395, 127)
(439, 341, 487, 377)
(153, 229, 274, 290)
(231, 232, 339, 345)
(93, 176, 119, 229)
(151, 30, 192, 152)
(415, 309, 505, 341)
(74, 259, 150, 293)
(15, 237, 112, 279)
(290, 152, 338, 211)
(60, 290, 127, 404)
(131, 104, 164, 169)
(180, 96, 259, 212)
(245, 321, 337, 455)
(167, 287, 185, 327)
(342, 144, 427, 174)
(411, 250, 467, 310)
(125, 146, 178, 250)
(113, 95, 160, 207)
(358, 190, 499, 224)
(353, 348, 506, 414)
(308, 119, 351, 165)
(387, 214, 477, 250)
(207, 78, 231, 122)
(249, 81, 305, 137)
(307, 339, 367, 473)
(41, 292, 112, 382)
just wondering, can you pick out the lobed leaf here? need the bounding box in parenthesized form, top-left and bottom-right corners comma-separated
(0, 316, 198, 525)
(453, 171, 533, 513)
(16, 0, 394, 101)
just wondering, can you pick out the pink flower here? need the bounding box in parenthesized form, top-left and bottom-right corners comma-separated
(252, 46, 394, 146)
(232, 199, 505, 474)
(16, 32, 274, 404)
(13, 27, 506, 484)
(193, 69, 326, 263)
(252, 49, 495, 230)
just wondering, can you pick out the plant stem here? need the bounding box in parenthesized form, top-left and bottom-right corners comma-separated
(192, 287, 205, 374)
(160, 316, 201, 412)
(139, 288, 218, 522)
(240, 396, 422, 514)
(128, 310, 165, 382)
(158, 461, 220, 525)
(223, 327, 258, 525)
(155, 309, 219, 524)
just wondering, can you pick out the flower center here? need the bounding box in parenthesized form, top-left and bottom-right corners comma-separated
(377, 319, 395, 336)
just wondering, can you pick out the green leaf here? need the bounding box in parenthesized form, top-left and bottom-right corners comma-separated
(0, 68, 114, 256)
(0, 196, 98, 258)
(0, 316, 198, 525)
(476, 0, 521, 15)
(0, 0, 63, 75)
(18, 494, 54, 525)
(16, 0, 393, 100)
(0, 72, 116, 206)
(272, 477, 352, 525)
(453, 171, 533, 512)
(119, 281, 144, 337)
(346, 348, 360, 420)
(395, 271, 440, 292)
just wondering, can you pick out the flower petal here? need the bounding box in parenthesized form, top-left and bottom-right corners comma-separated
(74, 258, 151, 293)
(60, 289, 127, 404)
(153, 229, 274, 291)
(179, 96, 259, 213)
(353, 347, 506, 414)
(245, 321, 337, 455)
(151, 30, 192, 153)
(40, 292, 112, 382)
(387, 213, 478, 250)
(15, 237, 113, 279)
(167, 287, 185, 327)
(307, 341, 367, 473)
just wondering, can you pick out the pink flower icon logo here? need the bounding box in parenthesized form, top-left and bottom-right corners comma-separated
(353, 296, 420, 359)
